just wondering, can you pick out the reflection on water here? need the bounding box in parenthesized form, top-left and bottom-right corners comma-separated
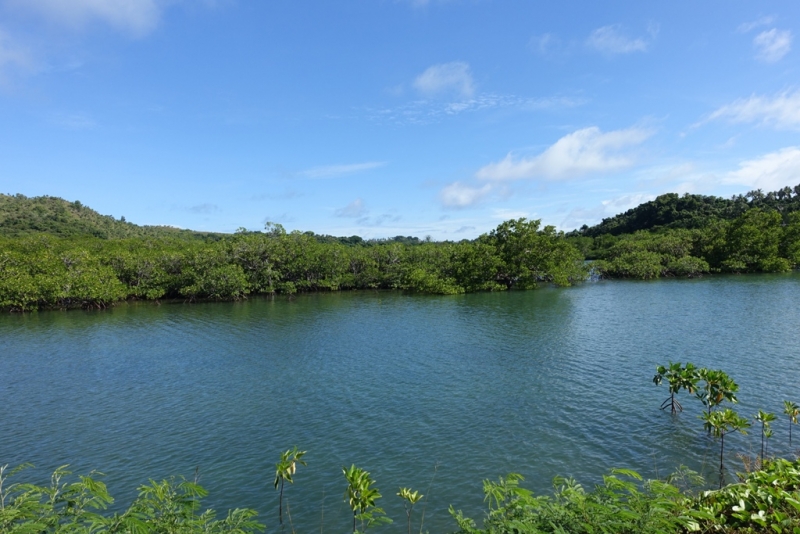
(2, 273, 800, 532)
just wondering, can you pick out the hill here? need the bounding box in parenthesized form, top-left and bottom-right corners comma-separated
(0, 194, 223, 240)
(574, 184, 800, 237)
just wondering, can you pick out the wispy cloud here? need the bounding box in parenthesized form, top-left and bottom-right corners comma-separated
(701, 90, 800, 129)
(413, 61, 474, 99)
(439, 182, 492, 208)
(724, 146, 800, 191)
(188, 203, 220, 214)
(753, 29, 792, 63)
(356, 213, 401, 227)
(369, 93, 584, 125)
(6, 0, 162, 36)
(492, 208, 529, 220)
(52, 112, 97, 130)
(0, 30, 35, 83)
(586, 24, 651, 55)
(475, 126, 653, 182)
(301, 161, 386, 179)
(531, 33, 566, 58)
(335, 198, 367, 218)
(250, 190, 303, 201)
(738, 16, 775, 33)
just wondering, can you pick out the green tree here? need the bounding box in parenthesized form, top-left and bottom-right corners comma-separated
(754, 410, 776, 466)
(701, 408, 750, 488)
(397, 487, 423, 534)
(343, 465, 390, 533)
(482, 218, 586, 289)
(653, 362, 698, 414)
(273, 447, 306, 526)
(722, 208, 789, 272)
(783, 401, 799, 447)
(696, 368, 739, 417)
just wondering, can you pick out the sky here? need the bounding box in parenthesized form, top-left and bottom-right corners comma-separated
(1, 1, 799, 239)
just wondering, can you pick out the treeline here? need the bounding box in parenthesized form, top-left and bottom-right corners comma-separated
(576, 184, 800, 237)
(0, 218, 586, 311)
(569, 209, 800, 279)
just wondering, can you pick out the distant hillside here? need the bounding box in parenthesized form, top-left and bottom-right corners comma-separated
(575, 184, 800, 237)
(0, 194, 223, 240)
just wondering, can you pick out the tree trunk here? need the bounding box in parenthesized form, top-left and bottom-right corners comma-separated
(719, 433, 725, 489)
(279, 480, 284, 525)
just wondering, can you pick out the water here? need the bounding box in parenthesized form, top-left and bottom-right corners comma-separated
(2, 273, 800, 532)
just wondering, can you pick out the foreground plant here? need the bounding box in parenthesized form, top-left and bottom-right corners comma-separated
(701, 408, 750, 488)
(343, 464, 390, 533)
(273, 446, 306, 526)
(688, 458, 800, 533)
(0, 464, 263, 533)
(451, 470, 687, 534)
(754, 410, 776, 467)
(783, 400, 799, 447)
(397, 487, 423, 534)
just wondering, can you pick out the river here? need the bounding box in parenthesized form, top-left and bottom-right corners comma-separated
(2, 273, 799, 532)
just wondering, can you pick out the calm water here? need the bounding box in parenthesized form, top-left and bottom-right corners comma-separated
(2, 274, 800, 532)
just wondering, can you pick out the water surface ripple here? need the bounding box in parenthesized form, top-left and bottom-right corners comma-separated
(2, 274, 799, 532)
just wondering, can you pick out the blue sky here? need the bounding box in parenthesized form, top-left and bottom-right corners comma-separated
(1, 1, 799, 239)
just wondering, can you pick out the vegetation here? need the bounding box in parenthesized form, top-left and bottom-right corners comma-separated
(574, 185, 800, 238)
(0, 464, 263, 533)
(451, 459, 800, 534)
(3, 183, 800, 311)
(0, 212, 587, 312)
(397, 487, 423, 534)
(0, 194, 224, 241)
(653, 362, 699, 414)
(784, 401, 799, 447)
(273, 446, 306, 526)
(342, 464, 390, 533)
(566, 183, 800, 280)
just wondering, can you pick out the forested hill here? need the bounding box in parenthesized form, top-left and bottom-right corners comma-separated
(0, 194, 223, 240)
(575, 184, 800, 237)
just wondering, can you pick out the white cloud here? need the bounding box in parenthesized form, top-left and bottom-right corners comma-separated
(475, 126, 653, 182)
(738, 16, 775, 33)
(601, 193, 655, 212)
(703, 90, 800, 129)
(753, 29, 792, 62)
(724, 146, 800, 191)
(301, 161, 386, 179)
(413, 61, 474, 99)
(439, 182, 492, 208)
(586, 25, 648, 55)
(6, 0, 161, 36)
(335, 198, 367, 218)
